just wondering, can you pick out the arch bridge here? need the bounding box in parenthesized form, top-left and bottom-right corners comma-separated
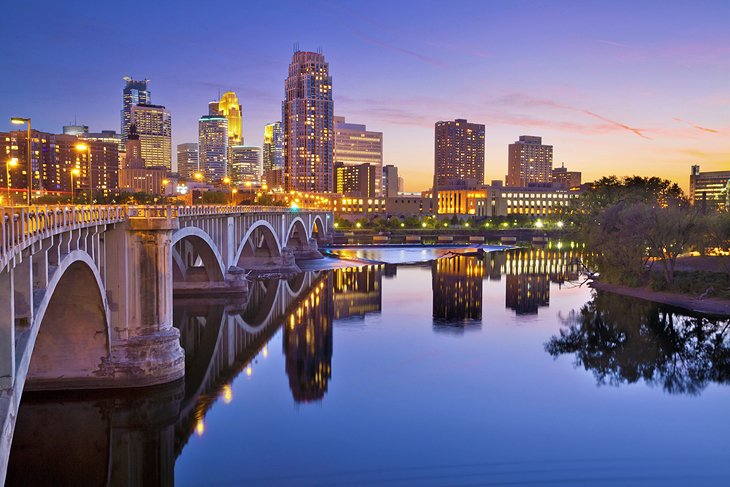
(0, 204, 331, 482)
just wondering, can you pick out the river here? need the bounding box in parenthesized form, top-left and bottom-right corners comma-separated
(6, 248, 730, 486)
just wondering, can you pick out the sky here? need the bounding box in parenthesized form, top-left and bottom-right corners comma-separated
(1, 0, 728, 192)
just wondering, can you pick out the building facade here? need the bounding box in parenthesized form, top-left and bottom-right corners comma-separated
(177, 143, 199, 179)
(335, 162, 376, 197)
(283, 50, 334, 193)
(551, 163, 581, 189)
(263, 121, 284, 172)
(210, 92, 243, 146)
(119, 127, 167, 195)
(333, 116, 383, 195)
(198, 115, 229, 181)
(382, 164, 399, 197)
(121, 77, 151, 143)
(231, 146, 261, 183)
(690, 165, 730, 210)
(130, 104, 172, 170)
(434, 119, 485, 189)
(506, 136, 553, 187)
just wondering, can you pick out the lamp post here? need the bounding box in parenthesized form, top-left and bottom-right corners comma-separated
(5, 158, 18, 207)
(223, 176, 231, 205)
(10, 117, 31, 206)
(74, 143, 91, 204)
(70, 168, 81, 205)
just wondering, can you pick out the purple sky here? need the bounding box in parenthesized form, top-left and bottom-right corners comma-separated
(2, 0, 728, 191)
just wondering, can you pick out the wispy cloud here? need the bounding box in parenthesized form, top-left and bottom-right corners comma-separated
(352, 31, 447, 67)
(596, 39, 635, 50)
(673, 117, 719, 133)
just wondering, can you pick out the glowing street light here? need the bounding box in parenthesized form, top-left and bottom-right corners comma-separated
(10, 117, 31, 205)
(70, 168, 81, 204)
(5, 158, 18, 207)
(194, 172, 203, 181)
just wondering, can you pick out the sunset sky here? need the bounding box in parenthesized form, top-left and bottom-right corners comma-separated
(1, 0, 728, 191)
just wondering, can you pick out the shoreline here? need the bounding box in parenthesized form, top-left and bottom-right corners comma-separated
(589, 280, 730, 318)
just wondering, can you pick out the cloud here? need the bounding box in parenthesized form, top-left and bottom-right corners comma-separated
(352, 31, 447, 67)
(673, 117, 719, 133)
(596, 39, 635, 50)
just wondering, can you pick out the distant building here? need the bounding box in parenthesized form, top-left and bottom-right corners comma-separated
(231, 145, 261, 183)
(386, 194, 433, 218)
(551, 162, 581, 189)
(434, 184, 580, 217)
(283, 50, 334, 192)
(263, 167, 284, 189)
(263, 122, 284, 172)
(121, 77, 151, 143)
(119, 125, 167, 195)
(507, 136, 553, 187)
(177, 143, 199, 179)
(198, 115, 228, 181)
(62, 124, 89, 136)
(131, 103, 172, 169)
(382, 164, 399, 197)
(397, 176, 405, 193)
(690, 165, 730, 211)
(335, 162, 376, 197)
(434, 119, 485, 189)
(209, 92, 243, 145)
(334, 116, 383, 195)
(81, 130, 122, 153)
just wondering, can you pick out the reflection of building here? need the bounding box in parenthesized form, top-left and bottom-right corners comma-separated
(432, 256, 484, 323)
(505, 274, 550, 315)
(283, 275, 334, 402)
(507, 135, 553, 187)
(333, 266, 382, 319)
(334, 116, 383, 195)
(690, 165, 730, 211)
(283, 50, 334, 192)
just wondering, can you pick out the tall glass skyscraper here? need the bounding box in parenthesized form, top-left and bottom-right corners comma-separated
(198, 115, 228, 181)
(283, 50, 334, 193)
(131, 104, 172, 169)
(263, 122, 284, 172)
(121, 77, 150, 143)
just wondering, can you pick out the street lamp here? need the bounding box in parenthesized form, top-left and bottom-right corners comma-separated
(5, 158, 18, 207)
(74, 143, 92, 204)
(70, 168, 81, 204)
(10, 117, 31, 205)
(223, 176, 231, 205)
(194, 172, 203, 181)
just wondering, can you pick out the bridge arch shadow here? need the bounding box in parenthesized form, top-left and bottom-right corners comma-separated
(234, 221, 285, 272)
(285, 218, 310, 252)
(172, 227, 226, 285)
(311, 215, 325, 243)
(26, 251, 111, 391)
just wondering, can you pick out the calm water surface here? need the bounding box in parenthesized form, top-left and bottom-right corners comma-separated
(7, 248, 730, 486)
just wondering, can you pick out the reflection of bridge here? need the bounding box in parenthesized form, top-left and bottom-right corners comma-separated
(0, 204, 331, 483)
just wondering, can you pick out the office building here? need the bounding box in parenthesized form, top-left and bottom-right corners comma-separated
(335, 162, 376, 197)
(507, 136, 553, 187)
(690, 165, 730, 210)
(382, 164, 399, 197)
(198, 115, 228, 181)
(177, 143, 199, 179)
(334, 116, 383, 195)
(121, 77, 151, 143)
(263, 122, 284, 172)
(434, 119, 485, 189)
(130, 104, 172, 169)
(231, 146, 261, 183)
(119, 125, 166, 195)
(62, 124, 89, 136)
(263, 167, 284, 189)
(283, 50, 334, 192)
(551, 163, 581, 189)
(209, 92, 243, 145)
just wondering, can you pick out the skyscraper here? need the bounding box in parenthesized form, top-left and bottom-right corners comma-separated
(283, 50, 334, 193)
(177, 143, 199, 179)
(198, 115, 228, 181)
(263, 122, 284, 172)
(230, 146, 261, 183)
(382, 164, 399, 197)
(130, 104, 172, 169)
(333, 116, 383, 195)
(434, 119, 485, 189)
(121, 77, 150, 143)
(506, 136, 553, 187)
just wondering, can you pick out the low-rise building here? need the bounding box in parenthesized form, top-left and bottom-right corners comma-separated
(690, 165, 730, 211)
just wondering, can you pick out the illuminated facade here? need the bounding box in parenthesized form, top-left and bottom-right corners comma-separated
(263, 122, 284, 172)
(434, 119, 485, 189)
(131, 104, 172, 170)
(690, 165, 730, 211)
(507, 136, 553, 187)
(432, 256, 484, 324)
(283, 50, 334, 193)
(333, 266, 382, 320)
(334, 116, 383, 195)
(230, 146, 261, 183)
(551, 162, 581, 189)
(209, 92, 243, 145)
(119, 126, 166, 195)
(198, 115, 228, 181)
(493, 185, 579, 216)
(121, 77, 150, 143)
(177, 143, 199, 179)
(436, 188, 488, 215)
(335, 162, 376, 197)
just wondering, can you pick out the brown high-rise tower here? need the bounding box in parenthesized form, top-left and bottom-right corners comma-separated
(434, 119, 485, 189)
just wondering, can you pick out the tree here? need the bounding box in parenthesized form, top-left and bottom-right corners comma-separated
(644, 203, 701, 285)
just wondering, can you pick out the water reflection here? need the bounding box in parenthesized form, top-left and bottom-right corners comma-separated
(432, 256, 483, 327)
(545, 291, 730, 395)
(333, 266, 382, 320)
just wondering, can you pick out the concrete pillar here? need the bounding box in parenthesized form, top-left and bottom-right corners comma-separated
(0, 267, 15, 389)
(13, 251, 33, 325)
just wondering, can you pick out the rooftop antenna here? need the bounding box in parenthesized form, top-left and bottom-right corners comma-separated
(293, 42, 299, 53)
(317, 46, 323, 54)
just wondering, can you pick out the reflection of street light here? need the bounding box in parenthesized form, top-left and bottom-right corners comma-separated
(5, 158, 18, 207)
(74, 143, 92, 204)
(10, 117, 31, 205)
(70, 168, 81, 204)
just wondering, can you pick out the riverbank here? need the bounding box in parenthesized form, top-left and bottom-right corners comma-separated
(589, 280, 730, 317)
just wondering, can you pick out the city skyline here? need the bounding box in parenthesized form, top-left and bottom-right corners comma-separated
(1, 1, 728, 192)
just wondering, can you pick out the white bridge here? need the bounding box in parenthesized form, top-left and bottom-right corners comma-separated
(0, 204, 331, 483)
